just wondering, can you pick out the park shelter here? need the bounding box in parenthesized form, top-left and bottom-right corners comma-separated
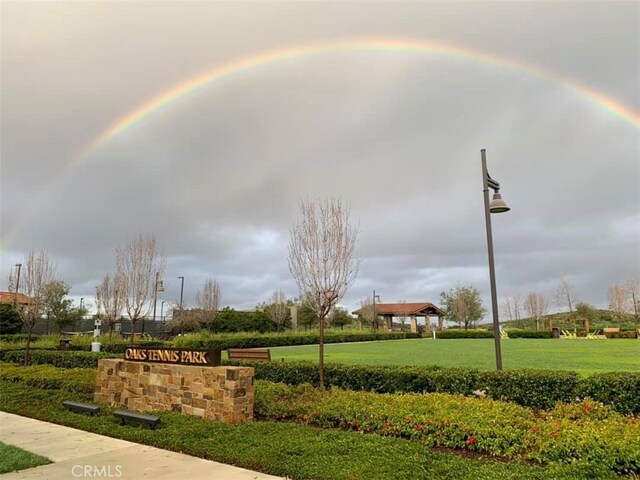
(352, 302, 445, 333)
(0, 291, 35, 308)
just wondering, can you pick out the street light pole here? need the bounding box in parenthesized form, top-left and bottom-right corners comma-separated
(177, 276, 185, 335)
(178, 276, 185, 311)
(372, 290, 380, 331)
(13, 263, 22, 308)
(79, 298, 84, 319)
(481, 149, 511, 371)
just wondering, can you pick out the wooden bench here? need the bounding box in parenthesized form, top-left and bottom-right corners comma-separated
(603, 327, 620, 333)
(63, 400, 100, 415)
(227, 348, 271, 362)
(114, 410, 160, 430)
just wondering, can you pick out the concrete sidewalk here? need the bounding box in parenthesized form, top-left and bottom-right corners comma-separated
(0, 412, 283, 480)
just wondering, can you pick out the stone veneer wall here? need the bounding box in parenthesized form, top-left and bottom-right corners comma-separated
(94, 359, 254, 424)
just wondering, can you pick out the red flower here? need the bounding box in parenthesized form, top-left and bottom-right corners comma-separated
(414, 424, 423, 431)
(383, 421, 390, 430)
(465, 436, 477, 446)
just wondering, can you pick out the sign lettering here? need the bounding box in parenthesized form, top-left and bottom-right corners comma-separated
(123, 348, 221, 366)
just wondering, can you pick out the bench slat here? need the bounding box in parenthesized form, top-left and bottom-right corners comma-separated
(227, 348, 271, 361)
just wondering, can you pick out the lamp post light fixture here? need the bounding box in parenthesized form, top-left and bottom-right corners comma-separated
(13, 263, 22, 308)
(481, 149, 511, 371)
(177, 276, 185, 335)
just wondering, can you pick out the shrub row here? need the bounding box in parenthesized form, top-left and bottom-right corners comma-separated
(437, 329, 554, 339)
(1, 348, 637, 413)
(436, 330, 493, 339)
(255, 381, 640, 474)
(0, 363, 95, 393)
(606, 330, 638, 339)
(173, 331, 419, 349)
(228, 360, 640, 414)
(0, 349, 118, 368)
(504, 330, 553, 339)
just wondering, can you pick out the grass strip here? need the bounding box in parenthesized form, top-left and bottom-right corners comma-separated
(0, 442, 52, 474)
(0, 382, 618, 480)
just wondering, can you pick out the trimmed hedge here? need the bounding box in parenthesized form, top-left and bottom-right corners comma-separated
(578, 372, 640, 415)
(228, 360, 639, 414)
(255, 382, 640, 474)
(0, 364, 95, 393)
(0, 349, 117, 368)
(1, 349, 637, 413)
(504, 330, 553, 339)
(173, 331, 419, 349)
(436, 330, 493, 339)
(605, 331, 638, 339)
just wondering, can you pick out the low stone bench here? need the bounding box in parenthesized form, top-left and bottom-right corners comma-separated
(63, 400, 100, 415)
(114, 410, 160, 430)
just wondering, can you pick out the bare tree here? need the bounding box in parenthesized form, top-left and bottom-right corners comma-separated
(523, 292, 549, 331)
(116, 233, 164, 344)
(555, 278, 577, 315)
(502, 294, 524, 327)
(266, 290, 288, 332)
(288, 198, 360, 387)
(500, 296, 514, 323)
(194, 278, 221, 330)
(96, 272, 125, 339)
(625, 278, 639, 321)
(18, 249, 57, 365)
(358, 296, 378, 331)
(396, 299, 410, 330)
(608, 282, 628, 321)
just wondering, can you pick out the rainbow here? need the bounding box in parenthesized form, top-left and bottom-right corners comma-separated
(80, 37, 639, 159)
(2, 37, 638, 251)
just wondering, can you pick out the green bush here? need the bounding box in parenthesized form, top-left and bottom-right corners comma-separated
(504, 330, 553, 339)
(478, 369, 579, 409)
(0, 349, 117, 368)
(578, 372, 640, 415)
(436, 330, 493, 339)
(0, 364, 95, 393)
(0, 334, 32, 343)
(255, 382, 640, 474)
(605, 330, 638, 339)
(227, 360, 638, 413)
(174, 330, 419, 349)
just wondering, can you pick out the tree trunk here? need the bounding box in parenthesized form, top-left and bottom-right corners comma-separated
(130, 319, 136, 345)
(24, 324, 34, 366)
(318, 315, 325, 388)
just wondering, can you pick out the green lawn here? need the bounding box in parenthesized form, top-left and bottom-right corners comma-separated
(0, 442, 51, 474)
(266, 338, 639, 375)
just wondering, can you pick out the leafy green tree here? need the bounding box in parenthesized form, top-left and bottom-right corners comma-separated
(0, 303, 23, 334)
(294, 293, 319, 330)
(42, 280, 80, 330)
(329, 306, 353, 329)
(440, 284, 487, 330)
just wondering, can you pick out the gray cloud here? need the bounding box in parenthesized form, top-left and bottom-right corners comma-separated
(2, 1, 638, 317)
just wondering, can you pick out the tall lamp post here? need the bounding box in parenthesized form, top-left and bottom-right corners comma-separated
(148, 272, 164, 336)
(372, 290, 380, 331)
(13, 263, 22, 308)
(481, 149, 511, 371)
(177, 276, 185, 333)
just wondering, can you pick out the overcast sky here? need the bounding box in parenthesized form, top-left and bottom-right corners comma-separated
(1, 1, 638, 319)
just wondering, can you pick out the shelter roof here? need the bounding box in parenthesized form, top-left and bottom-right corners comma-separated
(352, 302, 444, 316)
(0, 291, 35, 305)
